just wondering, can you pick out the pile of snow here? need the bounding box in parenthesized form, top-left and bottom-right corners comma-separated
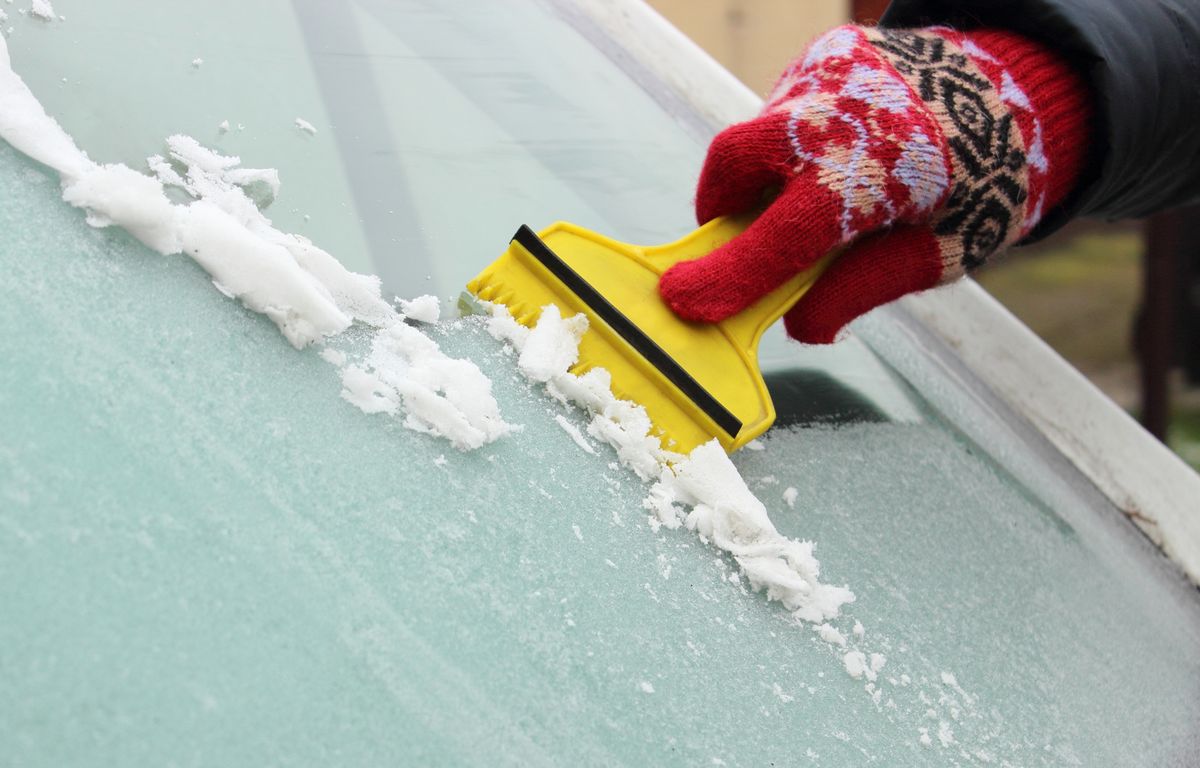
(339, 318, 510, 450)
(397, 294, 440, 324)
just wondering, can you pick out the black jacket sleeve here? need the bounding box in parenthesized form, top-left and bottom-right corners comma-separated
(881, 0, 1200, 235)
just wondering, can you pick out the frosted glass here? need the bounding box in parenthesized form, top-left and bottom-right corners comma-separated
(4, 0, 1200, 764)
(3, 143, 1200, 766)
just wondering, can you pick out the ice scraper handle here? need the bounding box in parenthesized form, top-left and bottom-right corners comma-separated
(646, 214, 837, 354)
(658, 25, 1092, 344)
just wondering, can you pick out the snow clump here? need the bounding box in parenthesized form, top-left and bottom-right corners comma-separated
(29, 0, 53, 21)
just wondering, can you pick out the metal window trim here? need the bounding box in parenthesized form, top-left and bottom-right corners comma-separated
(553, 0, 1200, 584)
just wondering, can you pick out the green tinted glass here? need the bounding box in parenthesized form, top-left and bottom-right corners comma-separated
(3, 1, 1199, 766)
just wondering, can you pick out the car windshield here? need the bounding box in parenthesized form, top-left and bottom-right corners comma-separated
(3, 2, 1200, 766)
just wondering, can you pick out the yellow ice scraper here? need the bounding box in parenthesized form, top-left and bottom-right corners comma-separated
(467, 215, 834, 455)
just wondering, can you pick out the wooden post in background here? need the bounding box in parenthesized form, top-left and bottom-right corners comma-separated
(1139, 212, 1180, 440)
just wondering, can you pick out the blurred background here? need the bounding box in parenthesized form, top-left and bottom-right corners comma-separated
(648, 0, 1200, 471)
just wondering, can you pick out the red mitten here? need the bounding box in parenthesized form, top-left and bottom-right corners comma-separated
(659, 25, 1092, 343)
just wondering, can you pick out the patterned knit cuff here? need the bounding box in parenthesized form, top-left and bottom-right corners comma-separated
(935, 27, 1093, 238)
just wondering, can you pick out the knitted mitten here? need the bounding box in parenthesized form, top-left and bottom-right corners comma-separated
(658, 25, 1092, 343)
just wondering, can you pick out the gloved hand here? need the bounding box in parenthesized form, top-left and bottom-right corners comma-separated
(659, 25, 1091, 343)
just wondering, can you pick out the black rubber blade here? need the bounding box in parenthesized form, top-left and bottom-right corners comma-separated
(511, 225, 743, 439)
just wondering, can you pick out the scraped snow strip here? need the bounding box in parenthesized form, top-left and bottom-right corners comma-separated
(320, 347, 347, 367)
(647, 442, 854, 623)
(0, 34, 512, 450)
(181, 201, 352, 346)
(0, 37, 377, 346)
(816, 623, 847, 647)
(486, 302, 854, 624)
(338, 322, 512, 451)
(490, 304, 672, 481)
